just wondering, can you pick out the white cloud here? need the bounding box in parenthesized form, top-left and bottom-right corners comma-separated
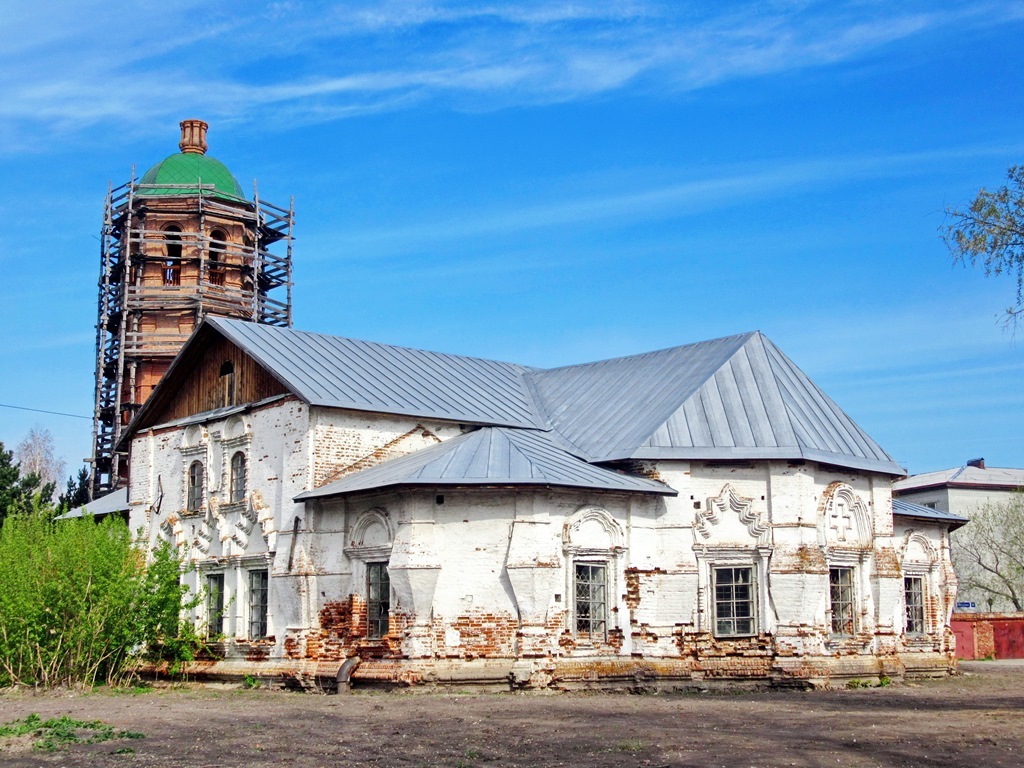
(311, 142, 1024, 257)
(1, 1, 1022, 148)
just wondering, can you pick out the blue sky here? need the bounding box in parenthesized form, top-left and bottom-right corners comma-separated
(2, 0, 1023, 479)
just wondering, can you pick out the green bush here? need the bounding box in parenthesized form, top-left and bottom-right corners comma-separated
(0, 512, 202, 687)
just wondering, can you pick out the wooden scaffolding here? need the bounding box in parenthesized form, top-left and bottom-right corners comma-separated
(90, 175, 294, 498)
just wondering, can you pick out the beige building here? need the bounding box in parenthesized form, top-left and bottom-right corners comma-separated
(894, 459, 1023, 611)
(893, 459, 1024, 513)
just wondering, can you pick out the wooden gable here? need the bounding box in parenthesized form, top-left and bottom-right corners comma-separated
(133, 325, 292, 431)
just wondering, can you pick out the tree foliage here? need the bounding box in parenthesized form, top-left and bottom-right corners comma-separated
(0, 441, 54, 527)
(952, 494, 1024, 612)
(943, 165, 1024, 323)
(58, 467, 91, 512)
(0, 511, 204, 687)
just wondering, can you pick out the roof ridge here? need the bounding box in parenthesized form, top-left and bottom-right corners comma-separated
(209, 317, 540, 372)
(535, 330, 758, 375)
(754, 332, 802, 454)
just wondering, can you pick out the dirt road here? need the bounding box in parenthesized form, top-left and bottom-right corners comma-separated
(1, 661, 1021, 767)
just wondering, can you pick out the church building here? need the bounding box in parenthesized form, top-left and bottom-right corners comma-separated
(119, 318, 963, 690)
(100, 121, 963, 690)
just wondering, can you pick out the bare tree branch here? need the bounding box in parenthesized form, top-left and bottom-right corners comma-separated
(943, 165, 1024, 325)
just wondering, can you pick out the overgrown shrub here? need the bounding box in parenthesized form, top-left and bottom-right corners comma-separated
(0, 512, 201, 687)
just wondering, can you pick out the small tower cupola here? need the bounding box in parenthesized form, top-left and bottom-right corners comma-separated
(179, 118, 209, 154)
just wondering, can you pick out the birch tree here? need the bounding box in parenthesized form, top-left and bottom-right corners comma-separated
(952, 494, 1024, 611)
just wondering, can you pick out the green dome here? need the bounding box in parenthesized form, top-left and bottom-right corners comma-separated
(138, 152, 248, 202)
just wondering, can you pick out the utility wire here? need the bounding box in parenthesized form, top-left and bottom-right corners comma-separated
(0, 403, 91, 420)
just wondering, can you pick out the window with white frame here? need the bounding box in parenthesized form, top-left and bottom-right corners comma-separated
(249, 569, 269, 640)
(574, 562, 608, 640)
(230, 451, 247, 504)
(187, 460, 204, 511)
(366, 562, 390, 638)
(713, 565, 756, 637)
(829, 567, 856, 636)
(905, 576, 926, 635)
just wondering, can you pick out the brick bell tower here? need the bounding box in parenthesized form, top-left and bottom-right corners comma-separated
(90, 119, 294, 498)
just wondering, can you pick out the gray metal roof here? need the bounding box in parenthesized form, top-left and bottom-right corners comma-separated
(210, 318, 542, 429)
(527, 332, 902, 474)
(57, 488, 129, 520)
(298, 427, 676, 500)
(894, 465, 1024, 492)
(160, 319, 901, 477)
(892, 498, 969, 530)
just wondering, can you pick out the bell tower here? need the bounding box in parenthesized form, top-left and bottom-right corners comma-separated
(90, 119, 294, 497)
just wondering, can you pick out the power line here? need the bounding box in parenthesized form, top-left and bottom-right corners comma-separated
(0, 403, 91, 420)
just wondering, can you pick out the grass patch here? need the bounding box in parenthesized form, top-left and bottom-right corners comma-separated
(0, 713, 144, 752)
(615, 738, 645, 752)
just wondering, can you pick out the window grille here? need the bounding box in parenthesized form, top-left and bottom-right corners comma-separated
(830, 567, 856, 636)
(206, 574, 224, 639)
(249, 570, 269, 640)
(713, 566, 755, 637)
(574, 563, 607, 639)
(366, 562, 390, 638)
(905, 576, 926, 635)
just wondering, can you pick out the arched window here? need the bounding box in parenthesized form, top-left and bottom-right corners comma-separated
(187, 460, 204, 511)
(209, 228, 226, 286)
(219, 360, 236, 407)
(163, 225, 182, 286)
(230, 451, 247, 504)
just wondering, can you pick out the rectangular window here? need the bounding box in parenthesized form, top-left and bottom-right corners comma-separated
(713, 566, 755, 637)
(574, 563, 607, 639)
(830, 567, 856, 636)
(187, 461, 204, 512)
(206, 573, 224, 639)
(366, 562, 390, 638)
(230, 452, 246, 504)
(905, 576, 926, 635)
(249, 570, 269, 640)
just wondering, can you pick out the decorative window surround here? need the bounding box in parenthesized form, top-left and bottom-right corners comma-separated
(563, 507, 624, 644)
(344, 508, 394, 562)
(901, 530, 939, 640)
(819, 482, 872, 548)
(697, 483, 769, 545)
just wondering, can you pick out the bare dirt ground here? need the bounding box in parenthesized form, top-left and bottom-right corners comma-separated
(0, 661, 1021, 768)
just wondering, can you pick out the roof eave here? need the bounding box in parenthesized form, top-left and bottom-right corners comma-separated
(622, 446, 904, 476)
(296, 478, 677, 502)
(307, 400, 543, 430)
(898, 481, 1024, 493)
(210, 318, 547, 430)
(891, 511, 969, 531)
